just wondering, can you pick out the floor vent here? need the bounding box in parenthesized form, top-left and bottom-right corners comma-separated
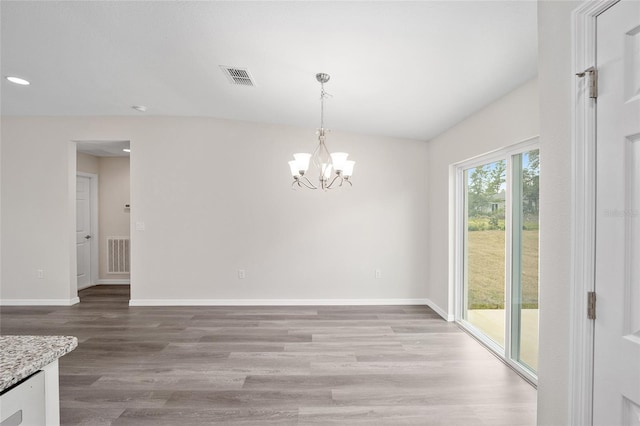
(107, 237, 130, 274)
(220, 66, 255, 86)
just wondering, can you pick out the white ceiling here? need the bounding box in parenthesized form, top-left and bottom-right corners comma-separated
(76, 140, 130, 157)
(1, 1, 538, 141)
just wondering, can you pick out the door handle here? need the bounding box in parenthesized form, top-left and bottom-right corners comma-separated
(84, 235, 91, 240)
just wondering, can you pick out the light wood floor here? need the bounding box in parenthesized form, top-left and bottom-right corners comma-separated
(0, 286, 536, 425)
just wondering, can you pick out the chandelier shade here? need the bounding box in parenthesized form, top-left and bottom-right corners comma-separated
(288, 73, 355, 190)
(330, 152, 349, 172)
(289, 153, 312, 176)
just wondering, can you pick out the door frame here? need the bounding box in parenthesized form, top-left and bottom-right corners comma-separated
(76, 172, 99, 290)
(570, 1, 619, 424)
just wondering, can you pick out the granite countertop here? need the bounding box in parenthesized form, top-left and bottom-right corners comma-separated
(0, 335, 77, 392)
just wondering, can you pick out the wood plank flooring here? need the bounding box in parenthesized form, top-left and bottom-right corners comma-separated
(0, 286, 536, 425)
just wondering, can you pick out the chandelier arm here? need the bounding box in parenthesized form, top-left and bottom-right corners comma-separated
(300, 176, 318, 190)
(301, 182, 317, 190)
(325, 174, 342, 189)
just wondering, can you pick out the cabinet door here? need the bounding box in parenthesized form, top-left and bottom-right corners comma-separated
(0, 371, 46, 426)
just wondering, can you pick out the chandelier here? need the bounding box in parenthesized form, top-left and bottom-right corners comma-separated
(288, 73, 355, 190)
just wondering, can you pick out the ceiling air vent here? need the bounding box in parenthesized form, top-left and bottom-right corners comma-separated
(220, 66, 255, 87)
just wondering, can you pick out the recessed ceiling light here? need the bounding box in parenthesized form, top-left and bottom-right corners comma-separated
(123, 148, 131, 153)
(131, 105, 147, 112)
(6, 76, 30, 85)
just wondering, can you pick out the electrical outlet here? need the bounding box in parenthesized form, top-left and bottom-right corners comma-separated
(375, 269, 381, 279)
(36, 269, 44, 279)
(238, 269, 246, 279)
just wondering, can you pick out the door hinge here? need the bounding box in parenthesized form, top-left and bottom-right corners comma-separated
(587, 291, 596, 320)
(576, 66, 598, 99)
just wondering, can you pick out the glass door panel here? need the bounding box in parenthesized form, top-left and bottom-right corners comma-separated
(463, 160, 507, 348)
(511, 149, 539, 372)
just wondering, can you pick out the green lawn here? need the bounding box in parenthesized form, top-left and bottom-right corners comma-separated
(467, 229, 539, 309)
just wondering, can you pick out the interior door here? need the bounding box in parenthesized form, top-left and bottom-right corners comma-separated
(593, 1, 640, 424)
(76, 175, 92, 289)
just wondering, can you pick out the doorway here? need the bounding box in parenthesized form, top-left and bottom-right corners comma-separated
(75, 140, 131, 297)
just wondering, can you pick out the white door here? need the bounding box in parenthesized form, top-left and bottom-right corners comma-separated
(594, 1, 640, 424)
(76, 175, 92, 289)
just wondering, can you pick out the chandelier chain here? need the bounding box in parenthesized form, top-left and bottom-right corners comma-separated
(321, 85, 324, 129)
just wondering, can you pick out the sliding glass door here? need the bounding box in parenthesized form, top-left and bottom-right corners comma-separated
(457, 140, 539, 381)
(463, 159, 507, 348)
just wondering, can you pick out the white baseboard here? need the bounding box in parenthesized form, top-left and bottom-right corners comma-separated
(425, 298, 454, 321)
(96, 279, 130, 285)
(1, 297, 80, 306)
(130, 298, 429, 307)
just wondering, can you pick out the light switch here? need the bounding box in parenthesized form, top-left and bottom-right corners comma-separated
(135, 222, 145, 231)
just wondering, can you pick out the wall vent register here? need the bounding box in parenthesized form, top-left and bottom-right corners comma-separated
(107, 237, 130, 274)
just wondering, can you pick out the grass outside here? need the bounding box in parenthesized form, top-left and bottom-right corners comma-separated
(467, 229, 539, 309)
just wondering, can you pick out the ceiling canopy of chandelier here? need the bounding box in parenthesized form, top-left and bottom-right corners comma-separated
(288, 73, 355, 190)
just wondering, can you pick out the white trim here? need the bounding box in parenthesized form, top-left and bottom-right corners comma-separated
(425, 298, 454, 321)
(453, 136, 540, 171)
(448, 164, 458, 319)
(96, 279, 130, 285)
(0, 297, 80, 306)
(129, 298, 430, 307)
(453, 164, 465, 321)
(570, 1, 618, 424)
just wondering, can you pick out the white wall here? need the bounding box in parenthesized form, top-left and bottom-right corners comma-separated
(0, 119, 3, 298)
(536, 1, 581, 424)
(425, 78, 539, 316)
(1, 118, 77, 303)
(1, 116, 428, 304)
(77, 152, 99, 174)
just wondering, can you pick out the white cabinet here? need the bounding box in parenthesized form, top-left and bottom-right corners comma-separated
(0, 371, 46, 426)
